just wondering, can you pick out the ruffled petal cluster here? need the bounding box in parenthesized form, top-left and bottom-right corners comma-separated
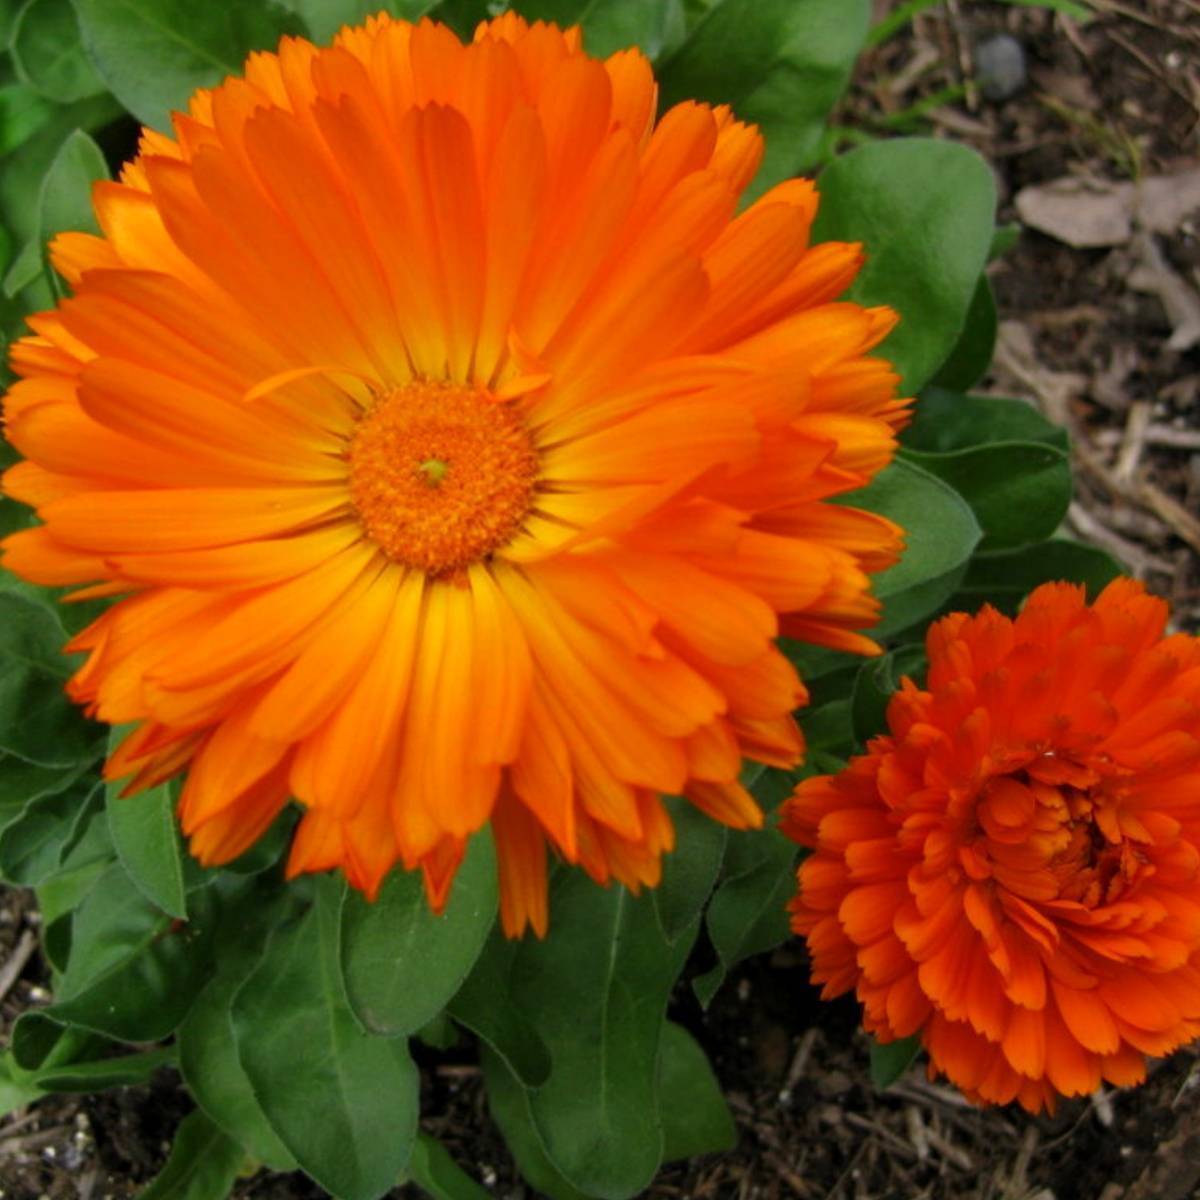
(783, 579, 1200, 1111)
(3, 13, 907, 934)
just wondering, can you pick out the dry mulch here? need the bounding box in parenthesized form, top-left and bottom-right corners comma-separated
(2, 1, 1199, 1197)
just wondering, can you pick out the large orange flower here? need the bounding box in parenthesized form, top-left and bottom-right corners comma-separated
(783, 579, 1200, 1111)
(2, 13, 907, 935)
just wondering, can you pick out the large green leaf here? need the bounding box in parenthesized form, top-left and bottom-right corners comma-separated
(513, 0, 683, 58)
(653, 796, 726, 944)
(810, 139, 996, 394)
(693, 824, 796, 1008)
(843, 458, 982, 639)
(232, 877, 419, 1200)
(657, 0, 868, 199)
(34, 1045, 175, 1092)
(478, 870, 697, 1198)
(902, 440, 1072, 551)
(139, 1110, 247, 1200)
(0, 585, 101, 767)
(70, 0, 304, 130)
(11, 0, 105, 103)
(340, 832, 496, 1037)
(105, 727, 187, 919)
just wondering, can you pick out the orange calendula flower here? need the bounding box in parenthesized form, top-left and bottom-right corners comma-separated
(2, 13, 907, 935)
(783, 579, 1200, 1112)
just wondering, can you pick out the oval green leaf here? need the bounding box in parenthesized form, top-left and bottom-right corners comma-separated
(341, 831, 496, 1037)
(810, 138, 997, 394)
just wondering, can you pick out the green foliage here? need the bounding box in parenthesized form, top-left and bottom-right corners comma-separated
(231, 877, 419, 1200)
(511, 0, 685, 58)
(693, 822, 796, 1008)
(11, 0, 105, 103)
(658, 1022, 736, 1161)
(811, 139, 997, 394)
(869, 1035, 922, 1089)
(845, 458, 982, 639)
(105, 729, 188, 919)
(137, 1110, 247, 1200)
(658, 0, 868, 199)
(407, 1134, 493, 1200)
(70, 0, 304, 130)
(340, 831, 496, 1036)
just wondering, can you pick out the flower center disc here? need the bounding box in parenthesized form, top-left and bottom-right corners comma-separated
(349, 382, 538, 575)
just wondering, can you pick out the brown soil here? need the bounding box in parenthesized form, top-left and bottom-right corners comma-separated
(2, 1, 1199, 1198)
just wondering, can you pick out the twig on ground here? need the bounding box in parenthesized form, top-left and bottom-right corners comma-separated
(0, 929, 38, 1005)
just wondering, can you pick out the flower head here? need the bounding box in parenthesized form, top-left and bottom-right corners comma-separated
(783, 579, 1200, 1111)
(3, 13, 906, 935)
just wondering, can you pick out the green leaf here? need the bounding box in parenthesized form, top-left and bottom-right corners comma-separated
(105, 727, 187, 919)
(657, 0, 869, 199)
(232, 877, 419, 1200)
(0, 779, 103, 886)
(869, 1034, 921, 1089)
(3, 125, 109, 298)
(41, 861, 217, 1043)
(0, 1051, 44, 1117)
(653, 796, 726, 944)
(480, 1047, 590, 1200)
(407, 1133, 491, 1200)
(957, 538, 1124, 614)
(71, 0, 305, 131)
(844, 458, 981, 639)
(11, 0, 105, 102)
(176, 877, 298, 1172)
(929, 275, 996, 392)
(513, 0, 683, 58)
(902, 441, 1072, 551)
(280, 0, 437, 43)
(850, 643, 926, 747)
(0, 585, 102, 767)
(810, 139, 996, 395)
(341, 832, 496, 1037)
(658, 1021, 735, 1162)
(0, 82, 54, 154)
(693, 825, 795, 1008)
(477, 870, 697, 1198)
(35, 1045, 175, 1091)
(139, 1110, 246, 1200)
(0, 91, 120, 254)
(903, 387, 1067, 454)
(448, 934, 552, 1089)
(422, 0, 489, 39)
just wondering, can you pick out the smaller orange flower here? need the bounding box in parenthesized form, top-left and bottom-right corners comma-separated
(782, 579, 1200, 1112)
